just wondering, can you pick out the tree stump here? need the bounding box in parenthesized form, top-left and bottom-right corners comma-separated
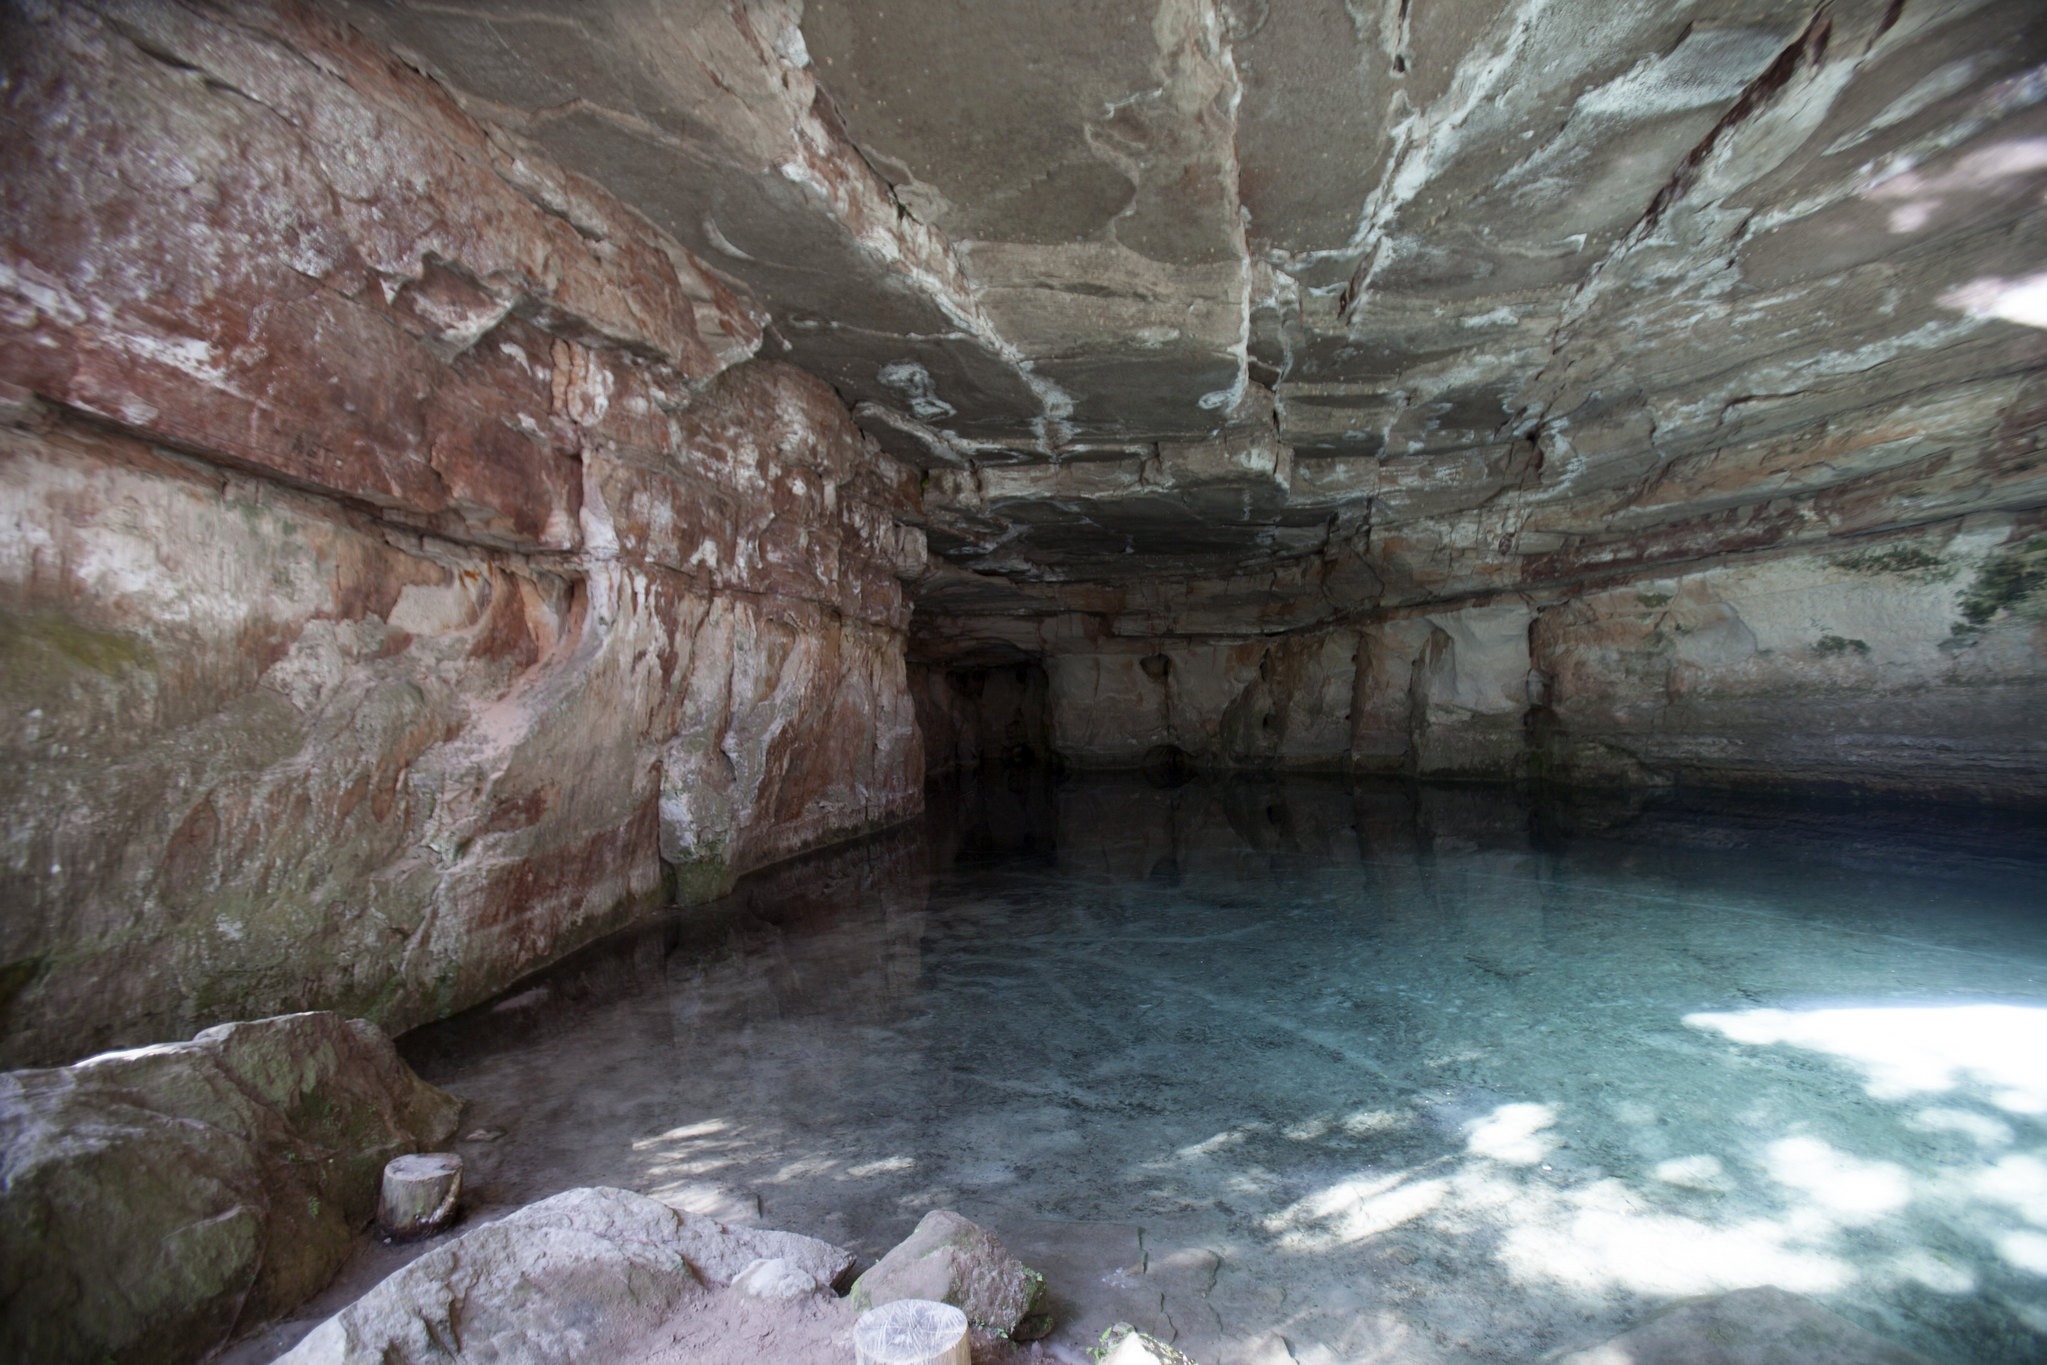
(854, 1299, 970, 1365)
(376, 1152, 463, 1240)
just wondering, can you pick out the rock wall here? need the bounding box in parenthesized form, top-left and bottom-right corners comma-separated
(1035, 516, 2047, 801)
(1531, 515, 2047, 799)
(0, 0, 925, 1066)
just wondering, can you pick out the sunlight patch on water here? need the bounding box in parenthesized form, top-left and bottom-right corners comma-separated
(1943, 270, 2047, 328)
(1494, 1180, 1856, 1298)
(2000, 1230, 2047, 1275)
(1651, 1154, 1733, 1192)
(1465, 1101, 1559, 1165)
(1764, 1136, 1912, 1223)
(1267, 1171, 1452, 1248)
(1686, 1003, 2047, 1113)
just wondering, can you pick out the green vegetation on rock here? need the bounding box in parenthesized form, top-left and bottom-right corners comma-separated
(0, 609, 153, 675)
(1957, 534, 2047, 626)
(1835, 544, 1954, 579)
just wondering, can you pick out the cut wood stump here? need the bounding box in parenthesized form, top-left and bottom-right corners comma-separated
(376, 1151, 463, 1240)
(854, 1298, 970, 1365)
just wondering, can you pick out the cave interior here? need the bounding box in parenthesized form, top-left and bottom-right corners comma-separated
(2, 1, 2045, 1362)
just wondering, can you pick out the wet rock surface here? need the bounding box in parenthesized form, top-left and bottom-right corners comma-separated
(0, 1012, 459, 1365)
(0, 0, 924, 1066)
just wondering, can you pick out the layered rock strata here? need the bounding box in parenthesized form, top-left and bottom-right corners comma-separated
(0, 0, 925, 1065)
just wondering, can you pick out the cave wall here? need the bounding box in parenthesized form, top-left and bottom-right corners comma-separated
(0, 0, 924, 1065)
(1040, 515, 2047, 801)
(4, 0, 2043, 1067)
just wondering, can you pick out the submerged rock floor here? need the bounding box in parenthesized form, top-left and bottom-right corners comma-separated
(252, 776, 2046, 1363)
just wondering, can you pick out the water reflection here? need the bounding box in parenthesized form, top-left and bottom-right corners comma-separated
(401, 775, 2047, 1363)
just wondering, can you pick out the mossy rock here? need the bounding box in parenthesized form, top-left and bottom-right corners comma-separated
(0, 1012, 460, 1362)
(1957, 533, 2047, 626)
(849, 1208, 1052, 1340)
(1091, 1322, 1200, 1364)
(0, 608, 154, 681)
(1833, 544, 1954, 580)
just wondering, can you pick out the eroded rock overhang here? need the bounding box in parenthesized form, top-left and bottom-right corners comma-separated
(335, 0, 2046, 654)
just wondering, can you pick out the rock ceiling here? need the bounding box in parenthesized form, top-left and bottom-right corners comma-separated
(341, 0, 2047, 658)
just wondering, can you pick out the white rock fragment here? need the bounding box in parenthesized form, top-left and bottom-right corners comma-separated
(731, 1255, 823, 1299)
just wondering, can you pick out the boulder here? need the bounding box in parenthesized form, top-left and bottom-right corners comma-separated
(732, 1257, 826, 1300)
(1093, 1323, 1200, 1365)
(850, 1210, 1051, 1340)
(664, 1208, 857, 1292)
(277, 1187, 708, 1365)
(278, 1187, 859, 1363)
(0, 1012, 460, 1364)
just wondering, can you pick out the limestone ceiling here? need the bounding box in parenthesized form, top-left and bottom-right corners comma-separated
(343, 0, 2047, 642)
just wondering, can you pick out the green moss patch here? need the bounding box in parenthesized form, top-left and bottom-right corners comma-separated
(1835, 544, 1954, 579)
(1958, 534, 2047, 626)
(0, 608, 154, 681)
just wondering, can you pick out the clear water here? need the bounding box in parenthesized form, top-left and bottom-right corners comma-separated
(402, 775, 2047, 1363)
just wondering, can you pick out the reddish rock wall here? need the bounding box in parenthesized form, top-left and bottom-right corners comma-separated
(0, 0, 924, 1065)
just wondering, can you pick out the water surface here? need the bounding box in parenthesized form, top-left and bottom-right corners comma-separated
(403, 775, 2047, 1363)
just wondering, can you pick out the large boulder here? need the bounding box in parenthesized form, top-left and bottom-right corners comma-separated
(850, 1210, 1051, 1341)
(0, 1012, 460, 1364)
(277, 1187, 706, 1365)
(277, 1185, 858, 1364)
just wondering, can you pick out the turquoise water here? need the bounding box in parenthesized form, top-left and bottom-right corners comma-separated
(404, 775, 2047, 1363)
